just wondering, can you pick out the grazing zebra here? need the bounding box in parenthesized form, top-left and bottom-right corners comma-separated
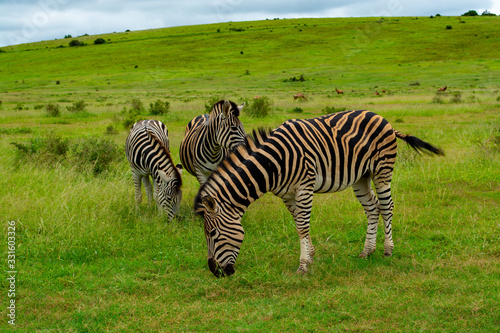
(180, 99, 246, 184)
(125, 119, 183, 221)
(195, 110, 444, 277)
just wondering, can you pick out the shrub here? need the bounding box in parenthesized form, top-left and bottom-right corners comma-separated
(69, 39, 84, 47)
(94, 38, 106, 45)
(248, 96, 272, 118)
(450, 92, 462, 103)
(149, 99, 170, 115)
(322, 106, 346, 114)
(432, 95, 445, 104)
(462, 10, 478, 16)
(70, 137, 122, 175)
(290, 107, 303, 113)
(66, 100, 87, 113)
(45, 103, 61, 117)
(11, 132, 69, 164)
(481, 10, 496, 16)
(446, 25, 452, 30)
(283, 74, 306, 82)
(130, 98, 144, 112)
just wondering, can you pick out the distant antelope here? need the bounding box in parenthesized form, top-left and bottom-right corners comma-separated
(293, 93, 307, 101)
(335, 87, 344, 95)
(253, 96, 261, 99)
(438, 86, 447, 92)
(375, 91, 381, 96)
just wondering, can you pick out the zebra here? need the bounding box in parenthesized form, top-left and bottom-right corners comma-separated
(195, 110, 444, 277)
(125, 119, 183, 221)
(179, 99, 246, 184)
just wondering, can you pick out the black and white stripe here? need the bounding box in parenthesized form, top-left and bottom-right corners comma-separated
(125, 119, 182, 221)
(195, 110, 444, 277)
(180, 100, 246, 184)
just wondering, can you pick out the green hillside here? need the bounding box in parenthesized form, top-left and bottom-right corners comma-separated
(1, 16, 499, 97)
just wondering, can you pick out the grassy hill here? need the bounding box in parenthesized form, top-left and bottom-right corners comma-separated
(1, 16, 499, 96)
(0, 16, 499, 332)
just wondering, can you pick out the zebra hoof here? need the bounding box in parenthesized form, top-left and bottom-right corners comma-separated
(359, 249, 375, 258)
(384, 251, 393, 257)
(296, 265, 308, 274)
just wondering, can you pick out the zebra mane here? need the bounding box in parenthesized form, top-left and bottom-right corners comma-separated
(146, 130, 182, 187)
(194, 127, 272, 215)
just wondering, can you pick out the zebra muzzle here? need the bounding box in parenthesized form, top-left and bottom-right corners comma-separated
(208, 258, 235, 278)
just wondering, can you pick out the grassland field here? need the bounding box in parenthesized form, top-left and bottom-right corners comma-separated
(0, 16, 499, 332)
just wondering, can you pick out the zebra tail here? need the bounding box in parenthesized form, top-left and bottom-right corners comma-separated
(394, 130, 445, 156)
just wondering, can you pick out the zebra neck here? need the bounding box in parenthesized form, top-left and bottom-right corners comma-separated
(227, 150, 279, 206)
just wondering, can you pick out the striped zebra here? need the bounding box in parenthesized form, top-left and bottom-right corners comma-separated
(125, 119, 183, 221)
(180, 99, 246, 184)
(195, 110, 444, 277)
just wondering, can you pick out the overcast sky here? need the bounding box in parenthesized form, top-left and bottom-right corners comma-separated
(1, 0, 498, 47)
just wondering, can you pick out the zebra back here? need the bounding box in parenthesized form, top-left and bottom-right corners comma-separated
(179, 99, 246, 184)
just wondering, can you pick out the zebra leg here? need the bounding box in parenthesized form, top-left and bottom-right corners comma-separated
(131, 171, 144, 205)
(373, 177, 394, 257)
(283, 190, 315, 274)
(353, 177, 380, 258)
(142, 175, 154, 205)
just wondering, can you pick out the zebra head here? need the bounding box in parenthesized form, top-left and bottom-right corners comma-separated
(211, 99, 246, 150)
(156, 164, 183, 221)
(195, 194, 245, 277)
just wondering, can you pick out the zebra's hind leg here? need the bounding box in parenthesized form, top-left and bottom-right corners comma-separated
(142, 175, 154, 205)
(373, 177, 394, 257)
(353, 177, 380, 258)
(283, 189, 315, 274)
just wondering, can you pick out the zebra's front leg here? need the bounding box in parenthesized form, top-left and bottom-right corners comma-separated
(132, 171, 143, 205)
(142, 175, 154, 205)
(298, 234, 315, 273)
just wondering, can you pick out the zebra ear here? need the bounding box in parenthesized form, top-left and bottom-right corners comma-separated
(222, 99, 231, 117)
(202, 195, 217, 213)
(175, 164, 183, 175)
(238, 102, 245, 112)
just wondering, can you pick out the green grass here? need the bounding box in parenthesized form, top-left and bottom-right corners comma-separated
(0, 16, 499, 332)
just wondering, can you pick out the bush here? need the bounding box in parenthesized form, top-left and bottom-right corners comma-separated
(69, 39, 84, 47)
(94, 38, 106, 45)
(130, 98, 144, 113)
(481, 10, 496, 16)
(149, 99, 170, 115)
(290, 107, 303, 113)
(70, 137, 122, 175)
(322, 106, 346, 114)
(432, 95, 445, 104)
(446, 25, 453, 30)
(450, 92, 462, 103)
(45, 103, 61, 117)
(248, 96, 272, 118)
(11, 132, 69, 164)
(462, 10, 478, 16)
(66, 100, 87, 113)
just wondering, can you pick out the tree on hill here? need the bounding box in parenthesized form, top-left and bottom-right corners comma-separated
(462, 10, 479, 16)
(481, 10, 496, 16)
